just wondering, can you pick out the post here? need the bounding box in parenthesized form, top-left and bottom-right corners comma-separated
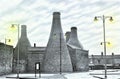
(112, 53, 114, 67)
(39, 63, 41, 78)
(16, 24, 19, 78)
(102, 15, 107, 79)
(5, 39, 7, 75)
(60, 33, 62, 74)
(94, 15, 113, 79)
(12, 24, 20, 78)
(35, 63, 36, 78)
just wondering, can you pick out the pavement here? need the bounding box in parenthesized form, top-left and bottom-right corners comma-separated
(4, 74, 67, 79)
(1, 69, 120, 79)
(21, 74, 67, 79)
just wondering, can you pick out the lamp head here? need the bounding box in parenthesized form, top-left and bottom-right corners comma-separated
(108, 42, 110, 44)
(109, 17, 113, 22)
(8, 39, 11, 42)
(11, 24, 15, 28)
(94, 16, 98, 21)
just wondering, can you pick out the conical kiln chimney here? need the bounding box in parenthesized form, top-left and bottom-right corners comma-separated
(43, 12, 73, 72)
(13, 25, 31, 72)
(67, 27, 89, 71)
(67, 27, 83, 49)
(14, 25, 31, 60)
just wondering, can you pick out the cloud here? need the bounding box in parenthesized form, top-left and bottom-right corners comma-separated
(0, 0, 120, 55)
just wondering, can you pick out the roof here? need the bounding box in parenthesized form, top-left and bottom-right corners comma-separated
(28, 47, 46, 52)
(0, 42, 13, 47)
(67, 44, 82, 49)
(89, 55, 120, 59)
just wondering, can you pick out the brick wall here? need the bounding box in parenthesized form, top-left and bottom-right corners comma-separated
(0, 43, 13, 75)
(27, 52, 44, 72)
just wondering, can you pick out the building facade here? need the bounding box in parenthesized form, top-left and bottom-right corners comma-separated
(0, 42, 13, 75)
(4, 12, 120, 75)
(24, 12, 89, 73)
(89, 52, 120, 69)
(27, 46, 45, 72)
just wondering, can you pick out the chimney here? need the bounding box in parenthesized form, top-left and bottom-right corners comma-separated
(21, 25, 27, 37)
(43, 12, 73, 72)
(112, 52, 114, 56)
(34, 43, 36, 47)
(14, 25, 31, 60)
(65, 31, 71, 42)
(101, 52, 103, 56)
(67, 27, 83, 49)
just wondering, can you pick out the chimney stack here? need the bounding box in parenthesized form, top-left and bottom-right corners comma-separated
(13, 25, 31, 72)
(67, 27, 83, 49)
(43, 12, 73, 72)
(21, 25, 27, 37)
(14, 25, 31, 60)
(34, 43, 36, 47)
(112, 52, 114, 56)
(101, 52, 103, 56)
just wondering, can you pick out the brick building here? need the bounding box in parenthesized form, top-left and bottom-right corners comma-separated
(0, 42, 13, 75)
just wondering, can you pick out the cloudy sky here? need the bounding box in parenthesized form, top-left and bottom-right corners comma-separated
(0, 0, 120, 55)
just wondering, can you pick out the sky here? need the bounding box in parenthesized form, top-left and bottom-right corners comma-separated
(0, 0, 120, 55)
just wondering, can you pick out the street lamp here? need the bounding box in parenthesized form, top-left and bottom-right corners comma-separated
(11, 24, 20, 78)
(94, 15, 113, 79)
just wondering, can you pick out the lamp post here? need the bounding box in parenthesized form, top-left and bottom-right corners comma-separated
(94, 15, 113, 79)
(60, 33, 62, 74)
(11, 24, 20, 78)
